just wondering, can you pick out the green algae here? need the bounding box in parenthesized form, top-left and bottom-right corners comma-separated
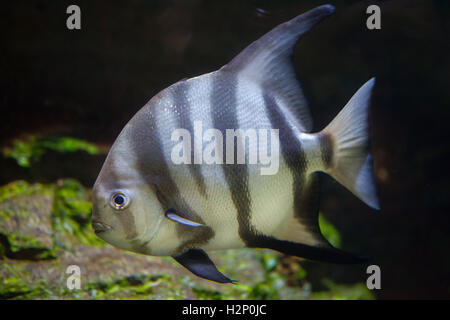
(0, 180, 50, 204)
(68, 274, 172, 299)
(0, 233, 57, 260)
(51, 179, 103, 247)
(2, 136, 99, 168)
(0, 179, 102, 262)
(319, 213, 341, 248)
(311, 280, 375, 300)
(0, 264, 52, 300)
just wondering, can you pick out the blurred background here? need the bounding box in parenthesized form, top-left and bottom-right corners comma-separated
(1, 0, 449, 299)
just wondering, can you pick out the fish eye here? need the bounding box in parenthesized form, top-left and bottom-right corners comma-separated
(110, 192, 130, 210)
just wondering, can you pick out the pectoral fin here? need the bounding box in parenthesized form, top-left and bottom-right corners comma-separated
(173, 249, 235, 284)
(165, 211, 206, 227)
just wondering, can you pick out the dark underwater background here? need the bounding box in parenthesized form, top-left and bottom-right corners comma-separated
(1, 0, 449, 299)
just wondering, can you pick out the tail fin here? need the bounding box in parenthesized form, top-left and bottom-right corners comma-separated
(321, 78, 380, 210)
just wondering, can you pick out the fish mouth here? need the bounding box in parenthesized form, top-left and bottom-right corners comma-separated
(92, 220, 112, 234)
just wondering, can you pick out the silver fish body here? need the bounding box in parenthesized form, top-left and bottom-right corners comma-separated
(92, 4, 380, 283)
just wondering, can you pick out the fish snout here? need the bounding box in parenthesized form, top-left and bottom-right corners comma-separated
(92, 220, 112, 234)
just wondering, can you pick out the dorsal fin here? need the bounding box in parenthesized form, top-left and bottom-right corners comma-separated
(222, 5, 335, 132)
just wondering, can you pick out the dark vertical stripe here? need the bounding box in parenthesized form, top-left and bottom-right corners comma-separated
(265, 94, 318, 231)
(172, 81, 208, 198)
(129, 99, 214, 254)
(211, 72, 259, 245)
(318, 132, 334, 169)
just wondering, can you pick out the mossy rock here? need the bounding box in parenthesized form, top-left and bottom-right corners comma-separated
(50, 179, 103, 248)
(0, 181, 55, 260)
(0, 179, 102, 261)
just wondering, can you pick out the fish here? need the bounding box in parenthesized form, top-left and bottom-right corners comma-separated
(91, 4, 380, 284)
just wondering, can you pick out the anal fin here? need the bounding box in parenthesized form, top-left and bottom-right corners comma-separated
(256, 236, 369, 264)
(173, 249, 235, 284)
